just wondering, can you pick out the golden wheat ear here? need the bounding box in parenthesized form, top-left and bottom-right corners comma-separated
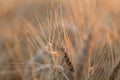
(23, 17, 79, 80)
(74, 27, 95, 80)
(88, 33, 120, 80)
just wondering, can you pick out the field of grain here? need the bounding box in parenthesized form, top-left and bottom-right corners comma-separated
(0, 0, 120, 80)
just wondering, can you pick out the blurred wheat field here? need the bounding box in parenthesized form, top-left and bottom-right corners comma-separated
(0, 0, 120, 80)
